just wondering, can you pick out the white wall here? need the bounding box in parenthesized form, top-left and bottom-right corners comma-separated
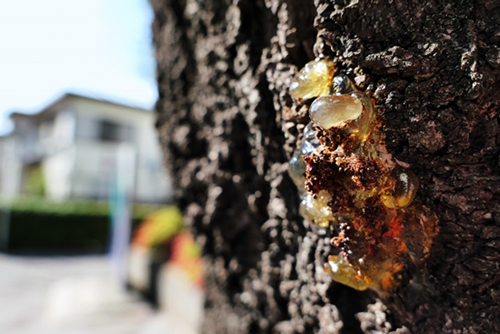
(43, 147, 75, 200)
(69, 97, 173, 203)
(39, 111, 76, 155)
(0, 137, 22, 197)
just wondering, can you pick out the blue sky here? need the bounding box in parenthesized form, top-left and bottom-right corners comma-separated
(0, 0, 157, 135)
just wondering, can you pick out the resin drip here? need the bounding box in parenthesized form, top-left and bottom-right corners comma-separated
(288, 58, 438, 293)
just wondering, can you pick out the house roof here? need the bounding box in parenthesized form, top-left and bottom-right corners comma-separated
(10, 92, 153, 122)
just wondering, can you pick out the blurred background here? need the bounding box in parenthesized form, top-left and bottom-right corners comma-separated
(0, 1, 203, 333)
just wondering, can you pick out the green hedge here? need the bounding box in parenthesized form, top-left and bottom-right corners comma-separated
(0, 197, 164, 253)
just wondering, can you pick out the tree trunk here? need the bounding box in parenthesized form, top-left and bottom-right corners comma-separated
(150, 0, 500, 332)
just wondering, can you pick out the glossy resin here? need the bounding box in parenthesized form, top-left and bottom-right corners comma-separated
(288, 58, 438, 293)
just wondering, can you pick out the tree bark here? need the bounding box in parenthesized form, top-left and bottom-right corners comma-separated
(151, 0, 500, 333)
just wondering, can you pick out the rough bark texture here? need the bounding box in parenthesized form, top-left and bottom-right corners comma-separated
(151, 0, 500, 333)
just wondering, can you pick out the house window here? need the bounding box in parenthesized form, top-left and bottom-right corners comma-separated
(99, 120, 121, 142)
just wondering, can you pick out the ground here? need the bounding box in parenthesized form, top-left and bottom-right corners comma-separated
(0, 254, 188, 334)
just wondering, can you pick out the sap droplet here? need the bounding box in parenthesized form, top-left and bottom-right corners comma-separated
(332, 76, 374, 118)
(381, 167, 419, 209)
(301, 122, 321, 155)
(332, 75, 358, 95)
(309, 95, 363, 129)
(289, 59, 335, 101)
(288, 151, 306, 188)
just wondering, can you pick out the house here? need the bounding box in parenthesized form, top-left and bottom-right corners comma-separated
(0, 93, 172, 203)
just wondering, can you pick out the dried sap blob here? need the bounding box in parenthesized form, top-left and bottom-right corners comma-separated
(289, 59, 335, 101)
(299, 191, 335, 228)
(309, 95, 363, 129)
(324, 253, 370, 290)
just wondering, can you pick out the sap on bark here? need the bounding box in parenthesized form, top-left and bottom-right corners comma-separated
(289, 58, 335, 101)
(287, 58, 439, 293)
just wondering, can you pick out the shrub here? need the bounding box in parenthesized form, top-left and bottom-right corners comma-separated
(0, 197, 164, 253)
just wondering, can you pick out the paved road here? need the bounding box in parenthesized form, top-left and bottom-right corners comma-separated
(0, 254, 173, 334)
